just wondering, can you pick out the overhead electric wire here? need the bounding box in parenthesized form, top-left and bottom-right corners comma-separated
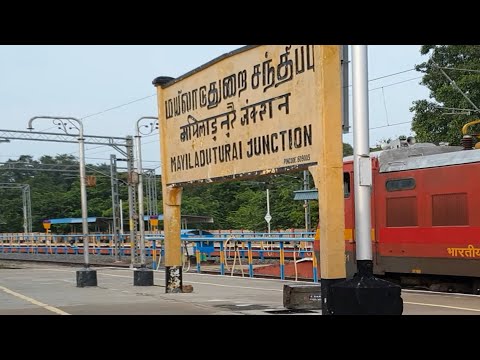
(79, 75, 423, 158)
(78, 135, 161, 159)
(3, 67, 423, 161)
(345, 68, 416, 88)
(344, 120, 412, 135)
(381, 87, 390, 126)
(438, 66, 480, 74)
(368, 68, 416, 81)
(432, 60, 480, 112)
(79, 68, 416, 123)
(84, 156, 160, 163)
(79, 93, 156, 120)
(369, 76, 423, 92)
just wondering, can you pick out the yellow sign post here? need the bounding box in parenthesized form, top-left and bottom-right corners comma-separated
(154, 45, 345, 295)
(43, 219, 52, 254)
(42, 220, 51, 232)
(149, 216, 159, 230)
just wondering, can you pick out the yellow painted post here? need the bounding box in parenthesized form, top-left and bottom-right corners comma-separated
(309, 45, 346, 315)
(43, 220, 52, 255)
(155, 76, 184, 293)
(149, 216, 159, 269)
(161, 186, 183, 292)
(312, 251, 318, 283)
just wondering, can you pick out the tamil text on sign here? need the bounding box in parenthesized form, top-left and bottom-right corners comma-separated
(157, 45, 339, 185)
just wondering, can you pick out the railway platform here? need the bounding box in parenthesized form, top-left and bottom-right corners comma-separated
(1, 261, 480, 315)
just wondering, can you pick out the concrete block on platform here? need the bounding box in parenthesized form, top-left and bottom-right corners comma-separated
(283, 284, 322, 310)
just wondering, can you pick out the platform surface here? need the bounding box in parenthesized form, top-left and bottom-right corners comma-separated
(1, 261, 480, 315)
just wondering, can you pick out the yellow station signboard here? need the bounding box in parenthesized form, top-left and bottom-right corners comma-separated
(157, 45, 339, 186)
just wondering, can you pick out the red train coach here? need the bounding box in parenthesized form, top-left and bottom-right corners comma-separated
(316, 127, 480, 293)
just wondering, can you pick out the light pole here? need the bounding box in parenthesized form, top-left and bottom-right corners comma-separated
(133, 116, 157, 286)
(265, 188, 271, 234)
(303, 170, 311, 232)
(27, 116, 97, 287)
(22, 204, 27, 234)
(327, 46, 403, 315)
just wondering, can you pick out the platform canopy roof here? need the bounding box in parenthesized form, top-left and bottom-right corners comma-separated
(293, 190, 318, 201)
(46, 215, 214, 225)
(48, 217, 100, 224)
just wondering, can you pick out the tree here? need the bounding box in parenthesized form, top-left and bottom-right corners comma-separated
(0, 146, 357, 232)
(343, 143, 353, 156)
(411, 45, 480, 145)
(226, 188, 266, 231)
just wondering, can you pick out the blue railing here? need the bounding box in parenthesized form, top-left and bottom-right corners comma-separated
(0, 232, 317, 282)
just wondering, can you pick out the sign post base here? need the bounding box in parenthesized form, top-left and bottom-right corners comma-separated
(330, 260, 403, 315)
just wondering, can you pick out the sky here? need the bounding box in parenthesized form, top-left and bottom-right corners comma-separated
(0, 45, 431, 173)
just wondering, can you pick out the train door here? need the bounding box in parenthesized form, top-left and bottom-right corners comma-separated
(371, 158, 380, 274)
(343, 164, 357, 278)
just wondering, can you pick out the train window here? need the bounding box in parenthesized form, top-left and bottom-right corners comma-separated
(385, 178, 415, 192)
(387, 197, 418, 227)
(432, 193, 468, 226)
(344, 172, 351, 198)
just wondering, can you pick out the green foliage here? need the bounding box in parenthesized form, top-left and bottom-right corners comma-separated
(411, 45, 480, 145)
(226, 189, 266, 231)
(1, 144, 352, 232)
(180, 170, 312, 231)
(343, 142, 353, 156)
(0, 155, 117, 233)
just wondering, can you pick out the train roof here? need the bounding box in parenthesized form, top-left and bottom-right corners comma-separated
(343, 142, 480, 173)
(343, 152, 381, 162)
(377, 143, 480, 173)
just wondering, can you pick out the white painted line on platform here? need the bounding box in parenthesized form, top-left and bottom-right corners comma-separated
(36, 268, 480, 307)
(35, 283, 58, 285)
(404, 301, 480, 312)
(96, 271, 283, 292)
(98, 273, 130, 278)
(403, 289, 480, 298)
(33, 267, 314, 286)
(40, 267, 286, 292)
(156, 269, 314, 284)
(180, 280, 283, 292)
(0, 285, 70, 315)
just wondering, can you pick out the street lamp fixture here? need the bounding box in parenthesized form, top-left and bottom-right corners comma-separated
(27, 116, 97, 287)
(133, 116, 158, 286)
